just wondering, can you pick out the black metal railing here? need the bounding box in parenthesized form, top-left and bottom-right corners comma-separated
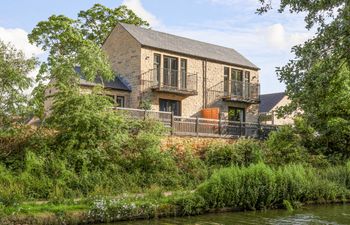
(208, 80, 260, 104)
(142, 68, 198, 95)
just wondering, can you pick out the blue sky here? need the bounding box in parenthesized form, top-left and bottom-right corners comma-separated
(0, 0, 313, 94)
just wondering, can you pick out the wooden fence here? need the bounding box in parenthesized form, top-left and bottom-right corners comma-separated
(114, 107, 276, 139)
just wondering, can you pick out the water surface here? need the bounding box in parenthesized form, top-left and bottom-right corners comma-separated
(105, 204, 350, 225)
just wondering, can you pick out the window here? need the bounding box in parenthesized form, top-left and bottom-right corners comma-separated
(228, 107, 245, 122)
(231, 69, 243, 96)
(243, 71, 251, 98)
(153, 54, 161, 82)
(163, 56, 178, 87)
(181, 59, 187, 89)
(116, 96, 125, 107)
(159, 99, 181, 116)
(244, 71, 250, 83)
(231, 69, 243, 81)
(224, 67, 229, 93)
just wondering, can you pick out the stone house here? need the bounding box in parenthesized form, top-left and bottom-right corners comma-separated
(259, 92, 294, 125)
(102, 23, 261, 123)
(44, 67, 132, 113)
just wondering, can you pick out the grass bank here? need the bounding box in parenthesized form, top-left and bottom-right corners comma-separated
(1, 162, 350, 225)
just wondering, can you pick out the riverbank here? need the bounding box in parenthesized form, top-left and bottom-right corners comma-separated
(1, 198, 350, 225)
(2, 162, 350, 225)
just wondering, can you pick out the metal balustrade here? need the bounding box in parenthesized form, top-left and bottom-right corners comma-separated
(141, 68, 198, 96)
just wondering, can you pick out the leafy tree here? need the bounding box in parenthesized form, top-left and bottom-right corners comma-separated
(78, 4, 149, 46)
(0, 40, 37, 127)
(28, 4, 149, 117)
(28, 15, 114, 88)
(258, 1, 350, 159)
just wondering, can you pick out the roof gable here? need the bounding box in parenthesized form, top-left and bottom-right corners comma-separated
(259, 92, 286, 112)
(118, 23, 259, 70)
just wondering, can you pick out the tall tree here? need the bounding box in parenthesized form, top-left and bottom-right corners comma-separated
(28, 4, 149, 117)
(258, 1, 350, 159)
(78, 4, 149, 46)
(0, 40, 37, 127)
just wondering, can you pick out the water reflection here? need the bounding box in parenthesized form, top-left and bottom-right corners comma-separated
(104, 204, 350, 225)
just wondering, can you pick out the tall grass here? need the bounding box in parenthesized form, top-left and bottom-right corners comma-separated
(195, 163, 350, 212)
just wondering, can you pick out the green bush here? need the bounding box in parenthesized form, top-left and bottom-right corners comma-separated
(169, 147, 208, 188)
(0, 165, 24, 206)
(204, 139, 264, 168)
(265, 126, 309, 166)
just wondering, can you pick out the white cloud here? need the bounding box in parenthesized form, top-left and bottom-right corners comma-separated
(260, 23, 311, 50)
(0, 27, 43, 58)
(122, 0, 161, 27)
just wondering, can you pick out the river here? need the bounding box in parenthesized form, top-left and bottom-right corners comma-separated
(103, 204, 350, 225)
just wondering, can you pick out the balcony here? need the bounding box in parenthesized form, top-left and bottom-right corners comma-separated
(141, 68, 198, 96)
(207, 80, 260, 104)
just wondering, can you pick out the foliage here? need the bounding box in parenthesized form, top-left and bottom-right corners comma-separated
(169, 146, 208, 188)
(204, 139, 263, 168)
(28, 14, 114, 89)
(0, 40, 37, 128)
(265, 126, 309, 166)
(258, 1, 350, 159)
(196, 163, 349, 211)
(27, 3, 149, 118)
(78, 4, 149, 46)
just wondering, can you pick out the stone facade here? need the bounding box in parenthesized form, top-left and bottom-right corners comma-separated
(261, 96, 294, 125)
(44, 85, 131, 113)
(103, 24, 261, 123)
(102, 25, 141, 108)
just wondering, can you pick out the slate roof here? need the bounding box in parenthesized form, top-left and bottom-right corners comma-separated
(119, 23, 259, 70)
(75, 67, 132, 92)
(259, 92, 285, 113)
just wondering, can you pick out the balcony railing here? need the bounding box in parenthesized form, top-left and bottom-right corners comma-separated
(141, 68, 198, 96)
(208, 80, 260, 104)
(114, 107, 276, 139)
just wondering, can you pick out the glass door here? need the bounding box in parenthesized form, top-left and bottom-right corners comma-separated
(159, 99, 181, 116)
(163, 56, 178, 87)
(231, 69, 243, 97)
(228, 107, 245, 122)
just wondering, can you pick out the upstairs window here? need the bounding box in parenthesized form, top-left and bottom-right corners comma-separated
(181, 59, 187, 89)
(224, 67, 229, 93)
(244, 71, 250, 83)
(153, 54, 161, 82)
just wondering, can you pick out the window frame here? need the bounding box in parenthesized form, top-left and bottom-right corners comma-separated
(153, 53, 161, 82)
(116, 96, 125, 108)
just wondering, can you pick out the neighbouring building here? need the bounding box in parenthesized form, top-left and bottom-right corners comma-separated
(259, 92, 294, 125)
(44, 67, 132, 113)
(102, 23, 261, 123)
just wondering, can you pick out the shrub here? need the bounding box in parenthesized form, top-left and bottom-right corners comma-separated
(204, 139, 264, 168)
(196, 163, 348, 211)
(265, 126, 309, 166)
(0, 165, 24, 206)
(169, 146, 208, 188)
